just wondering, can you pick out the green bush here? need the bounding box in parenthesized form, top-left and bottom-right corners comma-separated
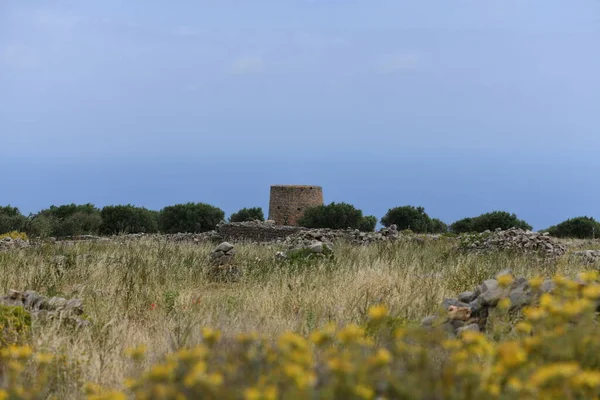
(298, 202, 365, 230)
(449, 217, 474, 233)
(35, 204, 102, 237)
(545, 216, 600, 239)
(25, 214, 54, 238)
(380, 206, 431, 233)
(359, 215, 378, 232)
(450, 211, 532, 233)
(0, 206, 27, 234)
(100, 205, 159, 235)
(159, 203, 225, 233)
(229, 207, 265, 223)
(428, 218, 448, 233)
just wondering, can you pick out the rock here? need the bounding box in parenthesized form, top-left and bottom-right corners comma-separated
(478, 279, 507, 307)
(441, 298, 470, 310)
(508, 286, 531, 309)
(309, 242, 324, 253)
(0, 290, 89, 327)
(215, 242, 234, 252)
(541, 279, 555, 293)
(459, 228, 567, 257)
(421, 315, 436, 327)
(458, 291, 477, 303)
(206, 265, 242, 283)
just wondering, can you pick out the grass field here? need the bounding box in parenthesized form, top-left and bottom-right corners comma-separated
(1, 236, 600, 399)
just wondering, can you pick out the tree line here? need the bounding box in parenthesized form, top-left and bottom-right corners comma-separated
(0, 202, 598, 239)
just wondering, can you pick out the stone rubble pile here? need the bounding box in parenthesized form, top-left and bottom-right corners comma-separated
(280, 224, 399, 248)
(207, 242, 241, 282)
(275, 240, 334, 261)
(571, 250, 600, 264)
(0, 237, 30, 251)
(460, 228, 567, 257)
(422, 270, 555, 336)
(0, 289, 90, 328)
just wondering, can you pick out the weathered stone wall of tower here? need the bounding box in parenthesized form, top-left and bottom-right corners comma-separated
(268, 185, 324, 226)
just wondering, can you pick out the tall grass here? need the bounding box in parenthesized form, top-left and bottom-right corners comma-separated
(0, 237, 595, 397)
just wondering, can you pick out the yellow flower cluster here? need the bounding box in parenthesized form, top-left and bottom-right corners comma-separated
(0, 231, 28, 241)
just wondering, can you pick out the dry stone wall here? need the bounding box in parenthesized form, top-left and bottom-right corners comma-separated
(218, 221, 304, 242)
(460, 228, 567, 257)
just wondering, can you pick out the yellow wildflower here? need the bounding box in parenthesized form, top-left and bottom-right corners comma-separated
(583, 284, 600, 300)
(368, 348, 392, 367)
(367, 304, 389, 320)
(182, 361, 208, 387)
(484, 383, 500, 396)
(529, 362, 580, 387)
(310, 323, 336, 346)
(498, 297, 511, 310)
(125, 345, 147, 361)
(2, 345, 32, 360)
(336, 324, 366, 344)
(515, 321, 533, 334)
(564, 298, 593, 316)
(278, 331, 308, 352)
(572, 370, 600, 389)
(35, 352, 54, 364)
(354, 384, 375, 399)
(442, 339, 462, 351)
(497, 341, 527, 368)
(507, 377, 523, 391)
(529, 276, 544, 290)
(523, 306, 546, 321)
(497, 273, 514, 288)
(148, 363, 175, 382)
(328, 356, 354, 373)
(244, 385, 278, 400)
(460, 330, 487, 346)
(579, 270, 599, 283)
(237, 331, 259, 344)
(201, 327, 221, 346)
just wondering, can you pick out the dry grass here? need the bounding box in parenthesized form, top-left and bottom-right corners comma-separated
(0, 236, 597, 397)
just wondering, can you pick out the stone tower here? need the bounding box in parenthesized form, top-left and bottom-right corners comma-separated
(268, 185, 324, 226)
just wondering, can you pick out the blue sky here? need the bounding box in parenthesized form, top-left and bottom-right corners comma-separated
(1, 0, 599, 229)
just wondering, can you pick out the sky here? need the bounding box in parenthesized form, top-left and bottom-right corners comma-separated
(1, 0, 599, 230)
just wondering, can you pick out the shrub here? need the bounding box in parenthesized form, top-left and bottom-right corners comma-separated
(451, 211, 532, 233)
(0, 206, 27, 234)
(449, 217, 474, 233)
(25, 214, 55, 238)
(100, 205, 159, 235)
(545, 216, 600, 239)
(298, 202, 364, 230)
(428, 218, 448, 233)
(380, 206, 431, 233)
(159, 203, 225, 233)
(60, 212, 102, 237)
(229, 207, 265, 223)
(35, 204, 102, 237)
(359, 216, 378, 232)
(0, 305, 31, 346)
